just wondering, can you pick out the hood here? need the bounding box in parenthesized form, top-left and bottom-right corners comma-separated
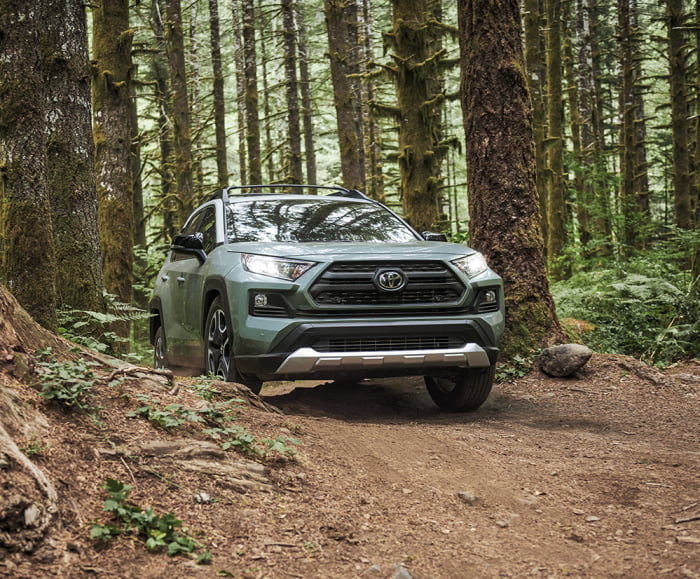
(225, 241, 477, 261)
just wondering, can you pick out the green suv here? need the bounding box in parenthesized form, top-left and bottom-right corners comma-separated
(149, 185, 504, 411)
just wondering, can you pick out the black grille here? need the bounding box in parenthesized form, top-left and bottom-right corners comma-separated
(313, 335, 463, 352)
(309, 261, 465, 307)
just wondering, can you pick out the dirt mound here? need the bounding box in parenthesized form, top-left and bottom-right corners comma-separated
(0, 287, 698, 578)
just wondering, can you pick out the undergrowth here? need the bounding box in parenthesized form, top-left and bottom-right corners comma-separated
(90, 478, 211, 563)
(552, 233, 699, 366)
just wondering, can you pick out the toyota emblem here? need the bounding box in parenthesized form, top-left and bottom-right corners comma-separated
(377, 270, 406, 291)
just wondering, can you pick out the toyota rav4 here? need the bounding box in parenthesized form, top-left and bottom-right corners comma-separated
(149, 185, 504, 412)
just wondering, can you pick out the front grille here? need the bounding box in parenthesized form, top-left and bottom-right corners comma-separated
(313, 335, 463, 352)
(309, 261, 465, 307)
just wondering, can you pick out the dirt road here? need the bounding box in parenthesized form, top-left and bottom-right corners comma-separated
(2, 354, 698, 579)
(251, 354, 699, 578)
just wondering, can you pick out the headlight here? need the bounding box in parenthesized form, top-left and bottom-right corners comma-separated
(241, 253, 316, 281)
(452, 253, 489, 278)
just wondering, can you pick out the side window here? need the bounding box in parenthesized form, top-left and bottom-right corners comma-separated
(199, 206, 218, 254)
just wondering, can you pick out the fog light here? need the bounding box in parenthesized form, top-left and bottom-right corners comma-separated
(483, 290, 497, 304)
(254, 293, 268, 307)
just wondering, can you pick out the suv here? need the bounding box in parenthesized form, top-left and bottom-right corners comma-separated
(149, 185, 504, 412)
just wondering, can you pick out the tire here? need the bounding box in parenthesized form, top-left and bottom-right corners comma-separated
(204, 297, 263, 394)
(424, 365, 496, 412)
(153, 325, 167, 370)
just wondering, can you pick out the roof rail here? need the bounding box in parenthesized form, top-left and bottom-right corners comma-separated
(209, 184, 376, 203)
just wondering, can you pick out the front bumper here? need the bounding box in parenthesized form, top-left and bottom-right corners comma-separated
(235, 318, 499, 380)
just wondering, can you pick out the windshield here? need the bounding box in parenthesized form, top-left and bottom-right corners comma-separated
(225, 198, 419, 243)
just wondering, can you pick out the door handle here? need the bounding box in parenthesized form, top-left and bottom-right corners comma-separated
(177, 276, 186, 286)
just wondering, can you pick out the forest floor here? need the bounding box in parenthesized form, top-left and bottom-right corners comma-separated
(1, 350, 699, 579)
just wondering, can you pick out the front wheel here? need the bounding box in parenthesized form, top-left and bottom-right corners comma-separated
(204, 297, 263, 394)
(424, 365, 496, 412)
(153, 325, 167, 369)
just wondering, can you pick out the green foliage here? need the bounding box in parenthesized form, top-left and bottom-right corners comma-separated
(58, 291, 149, 355)
(204, 426, 301, 460)
(552, 241, 700, 365)
(90, 478, 209, 562)
(127, 394, 235, 430)
(495, 354, 533, 383)
(35, 349, 101, 412)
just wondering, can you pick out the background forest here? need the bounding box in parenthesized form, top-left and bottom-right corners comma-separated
(0, 0, 698, 366)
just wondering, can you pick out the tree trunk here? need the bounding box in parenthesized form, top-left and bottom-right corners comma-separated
(389, 0, 446, 233)
(209, 0, 229, 188)
(42, 0, 104, 313)
(360, 0, 385, 201)
(0, 0, 58, 330)
(523, 0, 548, 242)
(325, 0, 366, 191)
(231, 0, 248, 183)
(296, 7, 317, 185)
(667, 0, 693, 231)
(458, 0, 564, 356)
(242, 0, 262, 184)
(164, 0, 194, 222)
(281, 0, 303, 183)
(545, 0, 569, 277)
(92, 0, 134, 323)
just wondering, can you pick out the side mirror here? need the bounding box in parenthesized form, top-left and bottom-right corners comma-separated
(171, 232, 207, 262)
(422, 231, 448, 242)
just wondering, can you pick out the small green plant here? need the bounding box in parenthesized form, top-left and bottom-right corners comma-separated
(20, 441, 47, 458)
(35, 350, 101, 412)
(204, 426, 301, 460)
(495, 354, 533, 383)
(127, 399, 204, 430)
(90, 478, 210, 562)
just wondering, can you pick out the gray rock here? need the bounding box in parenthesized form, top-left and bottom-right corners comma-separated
(539, 344, 593, 377)
(391, 565, 414, 579)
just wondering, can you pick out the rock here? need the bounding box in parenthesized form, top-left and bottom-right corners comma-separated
(391, 564, 414, 579)
(539, 344, 593, 377)
(457, 491, 478, 505)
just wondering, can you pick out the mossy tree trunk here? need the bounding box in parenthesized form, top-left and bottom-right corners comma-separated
(164, 0, 194, 222)
(544, 0, 569, 278)
(0, 0, 58, 331)
(389, 0, 447, 233)
(325, 0, 367, 191)
(208, 0, 229, 189)
(360, 0, 385, 202)
(42, 0, 105, 313)
(667, 0, 693, 232)
(242, 0, 262, 185)
(92, 0, 134, 337)
(458, 0, 564, 357)
(281, 0, 303, 184)
(618, 0, 651, 253)
(151, 1, 177, 242)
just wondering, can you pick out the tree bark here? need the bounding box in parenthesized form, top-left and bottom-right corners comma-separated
(281, 0, 303, 183)
(667, 0, 693, 231)
(458, 0, 564, 356)
(209, 0, 229, 188)
(164, 0, 194, 221)
(42, 0, 104, 313)
(523, 0, 548, 242)
(92, 0, 134, 323)
(389, 0, 446, 233)
(325, 0, 366, 191)
(0, 0, 58, 330)
(242, 0, 262, 184)
(545, 0, 569, 277)
(297, 6, 317, 185)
